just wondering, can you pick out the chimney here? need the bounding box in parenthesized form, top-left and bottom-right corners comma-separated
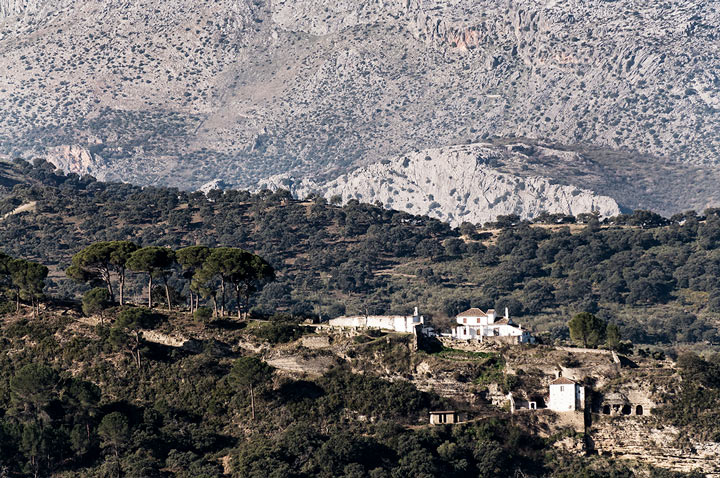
(414, 306, 419, 317)
(505, 307, 509, 319)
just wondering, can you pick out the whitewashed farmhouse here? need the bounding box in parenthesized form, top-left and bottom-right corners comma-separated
(548, 377, 585, 412)
(450, 308, 534, 343)
(328, 307, 434, 336)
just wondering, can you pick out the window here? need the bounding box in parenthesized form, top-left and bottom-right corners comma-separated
(560, 386, 564, 392)
(463, 318, 467, 324)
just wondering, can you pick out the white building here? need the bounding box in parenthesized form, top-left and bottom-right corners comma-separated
(450, 307, 534, 343)
(328, 307, 434, 336)
(548, 377, 585, 412)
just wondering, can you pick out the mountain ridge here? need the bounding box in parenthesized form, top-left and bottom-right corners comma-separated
(1, 0, 718, 221)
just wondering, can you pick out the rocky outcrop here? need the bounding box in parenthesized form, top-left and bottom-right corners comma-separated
(46, 145, 107, 180)
(197, 179, 232, 194)
(0, 0, 718, 214)
(590, 418, 720, 477)
(262, 143, 620, 225)
(266, 353, 337, 376)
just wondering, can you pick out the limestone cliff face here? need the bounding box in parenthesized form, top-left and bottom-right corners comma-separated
(46, 145, 107, 180)
(590, 418, 720, 477)
(261, 143, 620, 225)
(0, 0, 717, 214)
(0, 0, 45, 19)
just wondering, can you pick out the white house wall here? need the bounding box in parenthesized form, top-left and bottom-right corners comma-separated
(549, 384, 584, 412)
(328, 315, 422, 334)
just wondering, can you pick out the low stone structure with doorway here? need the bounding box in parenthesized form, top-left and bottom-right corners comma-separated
(429, 410, 464, 425)
(595, 392, 651, 416)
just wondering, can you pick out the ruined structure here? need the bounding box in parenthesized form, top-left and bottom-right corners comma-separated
(429, 411, 463, 425)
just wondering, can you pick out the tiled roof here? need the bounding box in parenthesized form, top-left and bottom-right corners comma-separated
(551, 377, 576, 385)
(457, 308, 487, 317)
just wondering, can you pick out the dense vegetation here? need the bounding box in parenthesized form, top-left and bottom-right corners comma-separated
(1, 159, 718, 351)
(0, 308, 708, 478)
(0, 159, 716, 477)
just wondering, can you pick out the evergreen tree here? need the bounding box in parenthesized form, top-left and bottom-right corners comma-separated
(176, 245, 211, 313)
(568, 312, 607, 348)
(127, 247, 176, 310)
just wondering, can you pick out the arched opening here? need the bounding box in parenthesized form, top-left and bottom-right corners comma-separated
(621, 404, 631, 415)
(602, 405, 611, 415)
(636, 405, 643, 416)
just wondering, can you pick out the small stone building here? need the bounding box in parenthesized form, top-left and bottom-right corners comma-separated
(429, 411, 463, 425)
(597, 392, 649, 416)
(548, 377, 585, 412)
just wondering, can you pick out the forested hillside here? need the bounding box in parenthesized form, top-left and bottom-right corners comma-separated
(0, 159, 718, 477)
(1, 159, 719, 351)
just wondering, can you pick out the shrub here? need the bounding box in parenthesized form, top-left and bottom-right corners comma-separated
(194, 307, 213, 322)
(82, 287, 111, 318)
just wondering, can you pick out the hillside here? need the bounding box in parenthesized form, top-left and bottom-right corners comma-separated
(1, 159, 719, 353)
(1, 0, 719, 220)
(0, 159, 720, 477)
(0, 287, 717, 477)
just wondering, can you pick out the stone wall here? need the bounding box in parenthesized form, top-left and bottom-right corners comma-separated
(301, 335, 331, 349)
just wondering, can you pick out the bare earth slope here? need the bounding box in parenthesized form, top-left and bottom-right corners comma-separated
(0, 0, 718, 219)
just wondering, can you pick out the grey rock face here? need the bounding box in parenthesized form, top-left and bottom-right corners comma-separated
(46, 145, 107, 180)
(0, 0, 45, 19)
(261, 143, 621, 225)
(0, 0, 717, 220)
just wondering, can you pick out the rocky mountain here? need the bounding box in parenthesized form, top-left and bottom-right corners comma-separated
(0, 0, 718, 220)
(261, 143, 621, 225)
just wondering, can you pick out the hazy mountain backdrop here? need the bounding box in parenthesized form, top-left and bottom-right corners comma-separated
(1, 0, 719, 221)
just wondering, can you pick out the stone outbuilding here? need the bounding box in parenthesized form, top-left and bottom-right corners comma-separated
(597, 392, 649, 416)
(328, 307, 435, 336)
(429, 410, 463, 425)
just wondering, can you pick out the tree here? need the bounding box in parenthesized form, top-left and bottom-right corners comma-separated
(228, 356, 273, 420)
(232, 253, 275, 320)
(108, 241, 140, 306)
(198, 248, 274, 319)
(9, 259, 48, 317)
(459, 221, 480, 240)
(82, 287, 111, 324)
(64, 379, 101, 456)
(176, 245, 211, 313)
(108, 307, 154, 368)
(605, 322, 622, 350)
(67, 242, 138, 305)
(568, 312, 606, 348)
(10, 364, 59, 424)
(127, 247, 176, 310)
(98, 412, 129, 460)
(0, 250, 11, 301)
(443, 238, 466, 257)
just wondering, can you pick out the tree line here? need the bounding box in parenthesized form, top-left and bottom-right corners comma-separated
(68, 242, 275, 319)
(0, 251, 48, 317)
